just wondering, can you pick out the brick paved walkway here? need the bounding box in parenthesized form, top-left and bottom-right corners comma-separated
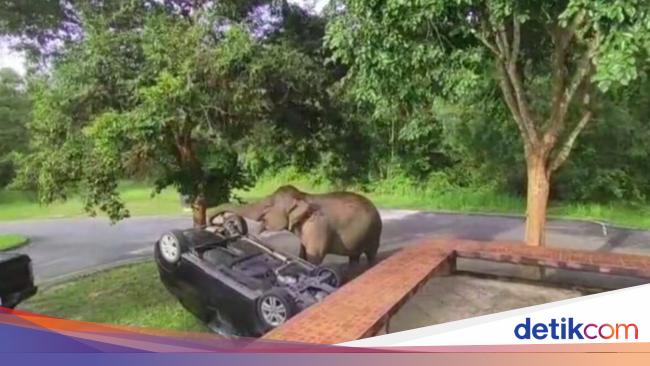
(263, 239, 650, 344)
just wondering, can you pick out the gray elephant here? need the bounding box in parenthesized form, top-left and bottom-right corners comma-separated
(207, 185, 382, 265)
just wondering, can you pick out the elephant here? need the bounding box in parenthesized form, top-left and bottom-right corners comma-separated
(206, 185, 382, 265)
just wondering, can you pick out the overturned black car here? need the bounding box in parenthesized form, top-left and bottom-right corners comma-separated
(154, 214, 340, 336)
(0, 253, 37, 309)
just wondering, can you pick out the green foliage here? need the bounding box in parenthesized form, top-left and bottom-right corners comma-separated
(238, 166, 332, 198)
(562, 0, 650, 92)
(235, 5, 372, 187)
(122, 16, 264, 207)
(326, 0, 650, 205)
(5, 0, 650, 229)
(0, 68, 30, 187)
(14, 3, 275, 221)
(554, 78, 650, 202)
(0, 0, 66, 35)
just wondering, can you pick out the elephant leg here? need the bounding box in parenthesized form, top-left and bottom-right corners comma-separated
(348, 254, 361, 265)
(303, 242, 326, 265)
(364, 248, 377, 265)
(300, 216, 329, 266)
(304, 251, 325, 265)
(364, 236, 380, 266)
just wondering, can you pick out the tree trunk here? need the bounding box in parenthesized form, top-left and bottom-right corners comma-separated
(524, 154, 551, 246)
(192, 194, 207, 228)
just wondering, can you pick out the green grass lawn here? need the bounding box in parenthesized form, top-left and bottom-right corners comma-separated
(0, 234, 28, 251)
(1, 175, 650, 229)
(365, 189, 650, 229)
(21, 260, 207, 332)
(0, 181, 186, 221)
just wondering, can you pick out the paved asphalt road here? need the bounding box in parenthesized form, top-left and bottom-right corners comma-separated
(1, 210, 650, 284)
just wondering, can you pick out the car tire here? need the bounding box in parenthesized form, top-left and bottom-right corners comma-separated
(313, 266, 342, 288)
(256, 288, 297, 331)
(223, 214, 248, 236)
(0, 294, 16, 309)
(156, 230, 189, 269)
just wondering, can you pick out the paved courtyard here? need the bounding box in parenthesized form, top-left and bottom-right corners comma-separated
(385, 275, 585, 334)
(264, 240, 650, 343)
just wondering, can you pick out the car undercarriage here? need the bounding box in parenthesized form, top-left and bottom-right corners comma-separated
(154, 214, 340, 336)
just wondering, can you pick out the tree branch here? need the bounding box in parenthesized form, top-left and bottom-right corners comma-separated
(511, 16, 521, 62)
(472, 18, 503, 59)
(497, 65, 533, 153)
(478, 13, 538, 149)
(496, 26, 510, 59)
(544, 27, 599, 146)
(549, 93, 593, 172)
(499, 14, 538, 144)
(504, 58, 538, 144)
(546, 27, 570, 141)
(474, 31, 502, 58)
(488, 14, 537, 147)
(567, 52, 593, 100)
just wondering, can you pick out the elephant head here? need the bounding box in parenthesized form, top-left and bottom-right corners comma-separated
(259, 185, 315, 233)
(206, 185, 314, 233)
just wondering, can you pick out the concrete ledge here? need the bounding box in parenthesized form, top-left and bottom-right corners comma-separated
(262, 239, 650, 344)
(449, 240, 650, 279)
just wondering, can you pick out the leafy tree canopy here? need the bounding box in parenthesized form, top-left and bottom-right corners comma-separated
(14, 0, 335, 225)
(326, 0, 650, 245)
(0, 67, 30, 187)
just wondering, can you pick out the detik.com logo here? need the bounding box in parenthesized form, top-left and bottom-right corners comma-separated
(514, 317, 638, 340)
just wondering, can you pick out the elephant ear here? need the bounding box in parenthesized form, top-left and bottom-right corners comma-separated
(288, 199, 315, 232)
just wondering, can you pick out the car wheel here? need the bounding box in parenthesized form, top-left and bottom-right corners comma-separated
(210, 211, 230, 226)
(157, 230, 187, 265)
(223, 214, 248, 236)
(314, 266, 342, 288)
(257, 289, 296, 330)
(0, 295, 15, 309)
